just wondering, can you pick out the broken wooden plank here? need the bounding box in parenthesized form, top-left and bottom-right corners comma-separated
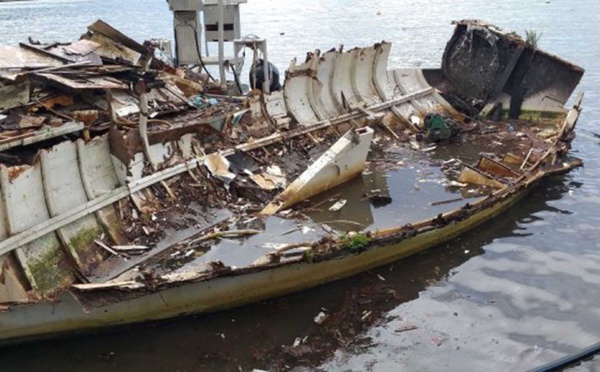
(187, 229, 261, 246)
(458, 165, 506, 189)
(477, 156, 521, 178)
(94, 239, 119, 256)
(23, 60, 93, 75)
(0, 122, 84, 152)
(112, 245, 150, 251)
(88, 32, 142, 66)
(87, 19, 146, 54)
(63, 39, 101, 55)
(429, 197, 464, 206)
(19, 43, 73, 63)
(72, 281, 144, 291)
(33, 72, 128, 90)
(46, 43, 103, 66)
(0, 44, 62, 68)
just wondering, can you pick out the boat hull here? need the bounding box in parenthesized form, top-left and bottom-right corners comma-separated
(0, 183, 531, 346)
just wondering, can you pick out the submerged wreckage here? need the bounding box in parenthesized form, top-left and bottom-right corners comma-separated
(0, 18, 584, 344)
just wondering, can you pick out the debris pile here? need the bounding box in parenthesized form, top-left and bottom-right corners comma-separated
(0, 20, 243, 163)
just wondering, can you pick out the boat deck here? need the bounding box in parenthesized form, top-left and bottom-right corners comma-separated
(95, 117, 550, 282)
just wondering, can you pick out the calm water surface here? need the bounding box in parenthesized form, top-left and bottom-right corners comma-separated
(1, 0, 599, 371)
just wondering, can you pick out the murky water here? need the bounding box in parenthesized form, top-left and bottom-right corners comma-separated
(1, 0, 599, 370)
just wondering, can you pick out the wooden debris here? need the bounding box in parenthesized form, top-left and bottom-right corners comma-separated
(0, 81, 30, 110)
(458, 166, 506, 189)
(430, 197, 464, 206)
(94, 239, 119, 256)
(187, 229, 260, 247)
(329, 199, 347, 212)
(394, 325, 418, 333)
(72, 281, 144, 291)
(18, 115, 45, 129)
(111, 245, 150, 251)
(314, 311, 329, 324)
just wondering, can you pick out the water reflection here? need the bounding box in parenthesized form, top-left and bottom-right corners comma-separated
(322, 178, 600, 371)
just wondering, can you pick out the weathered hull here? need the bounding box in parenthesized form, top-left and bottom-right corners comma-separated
(0, 19, 585, 348)
(442, 20, 585, 120)
(0, 182, 533, 345)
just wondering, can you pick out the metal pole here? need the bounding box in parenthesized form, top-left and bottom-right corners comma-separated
(262, 43, 270, 94)
(217, 0, 226, 85)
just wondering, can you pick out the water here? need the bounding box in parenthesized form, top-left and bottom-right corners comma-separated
(1, 0, 599, 370)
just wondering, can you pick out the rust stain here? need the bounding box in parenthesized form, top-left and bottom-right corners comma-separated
(37, 95, 75, 110)
(71, 110, 99, 126)
(108, 125, 137, 166)
(7, 165, 31, 182)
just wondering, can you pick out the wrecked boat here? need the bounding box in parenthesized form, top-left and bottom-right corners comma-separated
(0, 19, 584, 345)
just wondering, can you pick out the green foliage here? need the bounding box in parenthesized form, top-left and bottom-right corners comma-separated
(341, 233, 371, 252)
(304, 249, 315, 263)
(525, 29, 542, 47)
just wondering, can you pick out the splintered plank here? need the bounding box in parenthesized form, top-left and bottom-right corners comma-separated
(33, 72, 128, 90)
(87, 19, 146, 54)
(0, 122, 83, 152)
